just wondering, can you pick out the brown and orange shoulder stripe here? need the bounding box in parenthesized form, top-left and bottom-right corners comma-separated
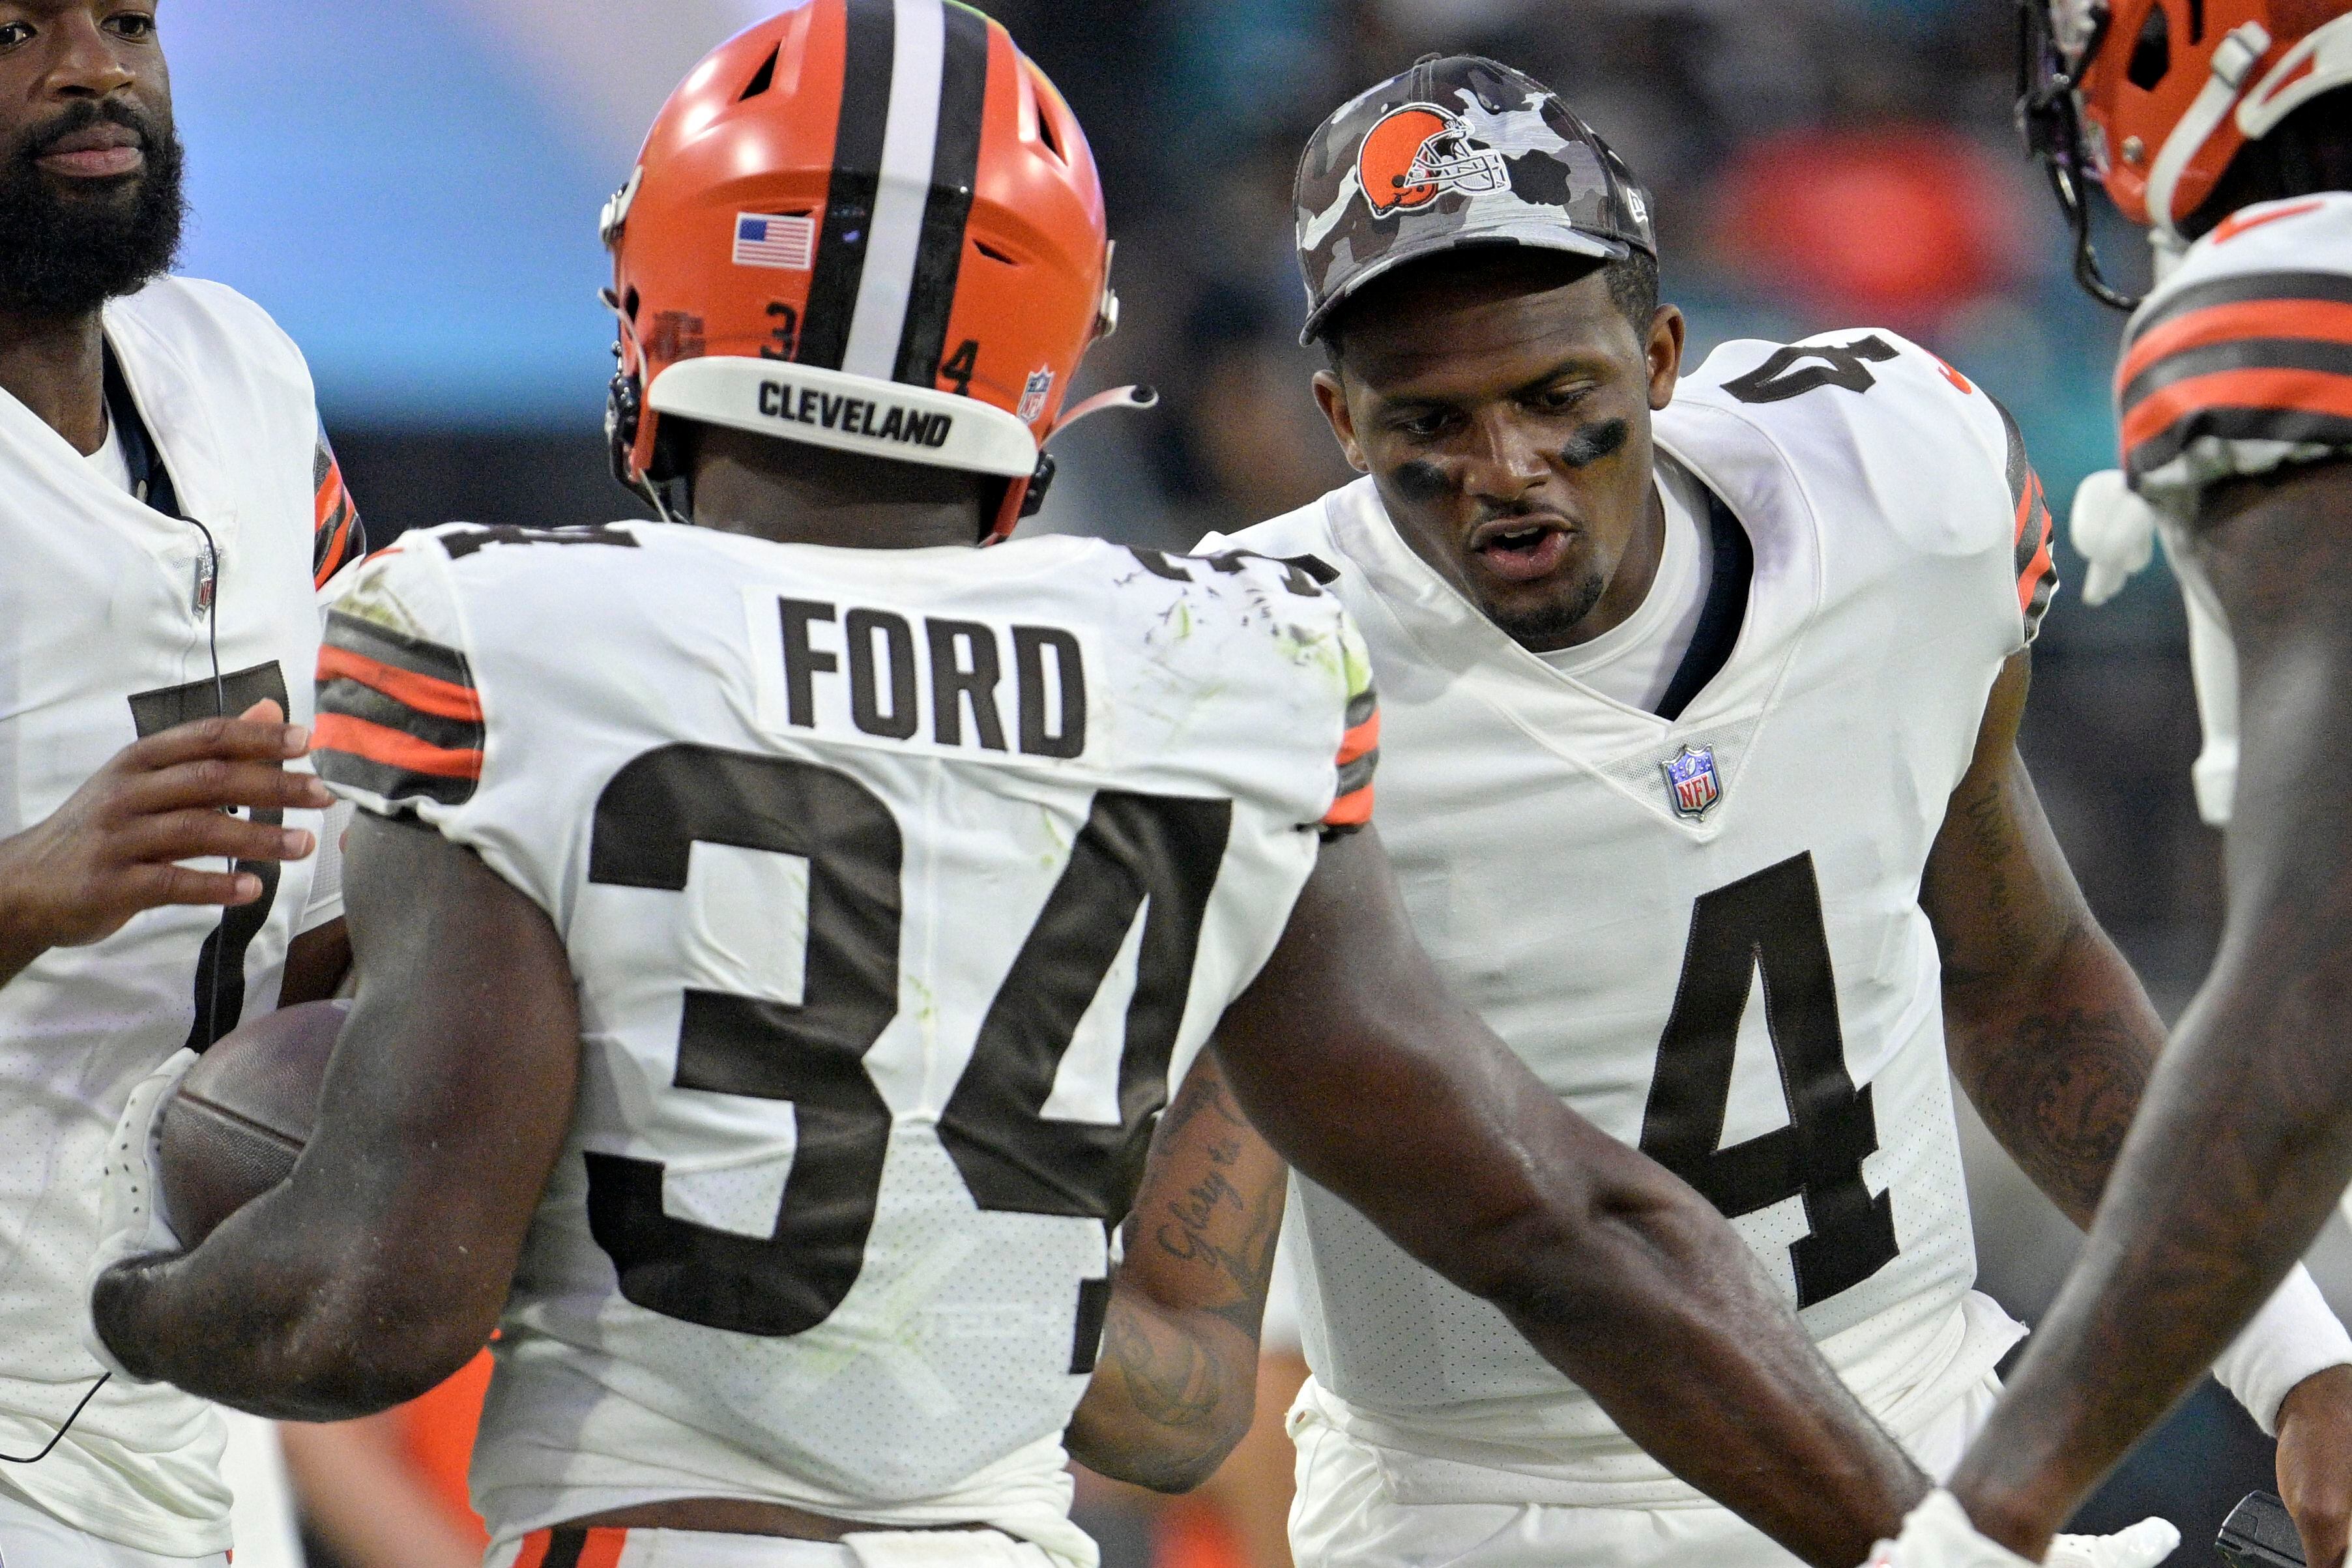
(314, 612, 482, 809)
(2117, 267, 2352, 482)
(1992, 398, 2057, 640)
(1323, 680, 1378, 835)
(312, 436, 366, 590)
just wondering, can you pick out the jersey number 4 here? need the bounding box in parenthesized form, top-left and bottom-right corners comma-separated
(1638, 852, 1898, 1309)
(578, 744, 1230, 1338)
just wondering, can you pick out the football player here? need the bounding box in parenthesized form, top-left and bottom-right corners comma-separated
(0, 2, 360, 1564)
(1883, 6, 2352, 1567)
(1072, 53, 2352, 1568)
(74, 6, 1986, 1568)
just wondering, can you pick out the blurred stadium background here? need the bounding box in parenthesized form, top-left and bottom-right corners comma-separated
(169, 1, 2336, 1563)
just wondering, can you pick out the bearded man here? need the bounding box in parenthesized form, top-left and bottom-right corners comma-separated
(0, 3, 364, 1562)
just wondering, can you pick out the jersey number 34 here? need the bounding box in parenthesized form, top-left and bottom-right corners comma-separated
(577, 744, 1228, 1338)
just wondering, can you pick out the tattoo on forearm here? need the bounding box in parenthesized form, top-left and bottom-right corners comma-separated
(1939, 779, 2047, 986)
(1976, 1003, 2154, 1219)
(1102, 1307, 1225, 1433)
(1146, 1080, 1283, 1333)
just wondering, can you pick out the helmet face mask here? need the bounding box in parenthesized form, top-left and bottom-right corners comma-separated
(1412, 128, 1510, 197)
(2022, 0, 2352, 307)
(2019, 0, 2143, 308)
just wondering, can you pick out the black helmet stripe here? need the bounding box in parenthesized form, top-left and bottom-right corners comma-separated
(893, 1, 991, 390)
(800, 0, 897, 371)
(838, 0, 985, 383)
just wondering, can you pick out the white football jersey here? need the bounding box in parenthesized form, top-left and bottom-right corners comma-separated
(2121, 192, 2352, 509)
(0, 277, 358, 1555)
(2117, 192, 2352, 825)
(1212, 329, 2055, 1502)
(312, 523, 1375, 1558)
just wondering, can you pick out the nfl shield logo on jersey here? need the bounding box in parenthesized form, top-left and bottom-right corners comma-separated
(1661, 745, 1721, 820)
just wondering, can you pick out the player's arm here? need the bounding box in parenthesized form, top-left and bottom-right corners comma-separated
(1067, 1048, 1286, 1492)
(1920, 649, 2167, 1230)
(280, 918, 352, 1005)
(0, 701, 332, 989)
(1950, 460, 2352, 1562)
(1927, 646, 2352, 1563)
(1212, 825, 1929, 1568)
(89, 810, 578, 1421)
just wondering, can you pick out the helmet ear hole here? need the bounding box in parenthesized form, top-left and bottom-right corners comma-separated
(2128, 3, 2172, 89)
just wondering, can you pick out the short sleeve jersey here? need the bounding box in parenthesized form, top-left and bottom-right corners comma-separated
(0, 276, 357, 1558)
(1210, 329, 2050, 1501)
(312, 521, 1374, 1551)
(2120, 192, 2352, 510)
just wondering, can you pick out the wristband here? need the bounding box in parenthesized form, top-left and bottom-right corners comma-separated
(2211, 1262, 2352, 1434)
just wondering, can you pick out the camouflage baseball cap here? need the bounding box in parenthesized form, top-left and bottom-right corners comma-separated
(1294, 55, 1657, 344)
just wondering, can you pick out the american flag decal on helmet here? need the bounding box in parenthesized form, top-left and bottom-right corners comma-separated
(734, 212, 818, 270)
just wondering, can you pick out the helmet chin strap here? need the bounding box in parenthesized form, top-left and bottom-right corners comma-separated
(984, 385, 1160, 544)
(2145, 21, 2274, 246)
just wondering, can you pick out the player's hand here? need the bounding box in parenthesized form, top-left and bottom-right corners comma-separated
(0, 700, 332, 976)
(83, 1047, 198, 1382)
(2276, 1364, 2352, 1568)
(1866, 1492, 2178, 1568)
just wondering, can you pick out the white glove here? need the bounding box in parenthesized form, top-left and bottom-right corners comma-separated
(81, 1048, 198, 1382)
(2045, 1518, 2183, 1568)
(2069, 469, 2160, 607)
(1866, 1491, 2179, 1568)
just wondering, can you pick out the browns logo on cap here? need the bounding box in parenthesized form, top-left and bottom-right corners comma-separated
(1357, 103, 1509, 218)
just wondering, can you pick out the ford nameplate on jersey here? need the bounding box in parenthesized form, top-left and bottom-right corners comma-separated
(746, 588, 1097, 764)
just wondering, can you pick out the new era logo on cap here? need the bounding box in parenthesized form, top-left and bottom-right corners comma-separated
(734, 212, 817, 270)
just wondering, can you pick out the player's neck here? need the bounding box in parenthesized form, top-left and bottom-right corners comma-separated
(0, 308, 106, 457)
(687, 424, 987, 550)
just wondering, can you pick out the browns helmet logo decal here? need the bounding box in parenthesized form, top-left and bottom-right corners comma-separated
(1357, 102, 1509, 218)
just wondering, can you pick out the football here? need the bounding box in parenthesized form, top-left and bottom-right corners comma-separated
(158, 998, 349, 1248)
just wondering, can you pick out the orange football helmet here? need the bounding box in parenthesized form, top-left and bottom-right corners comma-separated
(603, 0, 1127, 540)
(2022, 0, 2352, 303)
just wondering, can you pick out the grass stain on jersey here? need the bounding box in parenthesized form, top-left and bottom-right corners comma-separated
(332, 570, 434, 641)
(1036, 804, 1072, 866)
(906, 974, 937, 1029)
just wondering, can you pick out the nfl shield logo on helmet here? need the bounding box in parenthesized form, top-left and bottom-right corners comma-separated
(1661, 745, 1721, 820)
(1017, 368, 1056, 423)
